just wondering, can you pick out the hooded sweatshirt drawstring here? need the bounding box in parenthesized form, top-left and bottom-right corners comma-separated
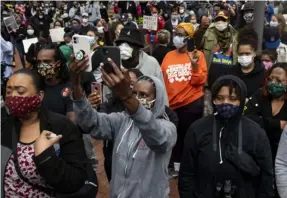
(219, 127, 224, 164)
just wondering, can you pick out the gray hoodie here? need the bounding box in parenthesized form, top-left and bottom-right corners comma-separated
(73, 76, 177, 198)
(275, 125, 287, 198)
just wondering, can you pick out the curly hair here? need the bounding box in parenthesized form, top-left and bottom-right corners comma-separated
(262, 62, 287, 99)
(238, 27, 258, 51)
(37, 43, 70, 83)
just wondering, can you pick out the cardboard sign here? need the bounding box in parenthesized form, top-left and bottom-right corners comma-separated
(49, 28, 65, 42)
(3, 16, 19, 33)
(22, 38, 38, 53)
(143, 15, 158, 31)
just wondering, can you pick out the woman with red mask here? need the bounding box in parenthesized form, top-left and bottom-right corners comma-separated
(1, 68, 95, 197)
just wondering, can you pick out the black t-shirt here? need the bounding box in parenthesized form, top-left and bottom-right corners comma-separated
(152, 45, 173, 65)
(42, 81, 73, 116)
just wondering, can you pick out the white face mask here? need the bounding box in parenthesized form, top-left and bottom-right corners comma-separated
(270, 21, 279, 27)
(62, 13, 68, 18)
(82, 18, 88, 23)
(97, 26, 104, 33)
(27, 29, 34, 35)
(238, 55, 253, 67)
(214, 21, 228, 31)
(179, 9, 185, 14)
(173, 36, 186, 49)
(119, 43, 133, 60)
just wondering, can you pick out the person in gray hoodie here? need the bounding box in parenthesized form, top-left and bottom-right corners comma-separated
(275, 125, 287, 198)
(70, 56, 177, 198)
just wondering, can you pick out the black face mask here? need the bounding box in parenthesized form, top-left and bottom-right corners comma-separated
(122, 48, 140, 69)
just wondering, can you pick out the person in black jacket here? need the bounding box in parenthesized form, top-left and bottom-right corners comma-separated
(164, 7, 180, 47)
(2, 68, 88, 197)
(245, 63, 287, 163)
(117, 1, 138, 19)
(178, 75, 273, 198)
(229, 28, 266, 98)
(245, 63, 287, 198)
(152, 29, 173, 65)
(30, 10, 53, 36)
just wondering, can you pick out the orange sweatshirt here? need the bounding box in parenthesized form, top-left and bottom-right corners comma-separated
(161, 50, 207, 110)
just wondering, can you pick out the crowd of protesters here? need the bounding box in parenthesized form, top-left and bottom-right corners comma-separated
(1, 1, 287, 198)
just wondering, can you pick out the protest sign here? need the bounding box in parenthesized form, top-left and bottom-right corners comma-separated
(143, 15, 158, 31)
(49, 28, 65, 42)
(22, 38, 38, 53)
(3, 16, 18, 33)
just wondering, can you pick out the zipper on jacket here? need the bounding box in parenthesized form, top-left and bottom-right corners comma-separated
(116, 121, 133, 153)
(219, 127, 224, 164)
(124, 141, 134, 177)
(85, 181, 98, 187)
(132, 148, 138, 159)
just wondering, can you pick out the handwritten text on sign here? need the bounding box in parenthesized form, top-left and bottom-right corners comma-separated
(143, 15, 158, 31)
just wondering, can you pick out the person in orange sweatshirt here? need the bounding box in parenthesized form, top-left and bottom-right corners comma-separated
(161, 22, 207, 176)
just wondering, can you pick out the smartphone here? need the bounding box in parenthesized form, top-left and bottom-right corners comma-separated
(91, 81, 101, 95)
(72, 35, 92, 72)
(101, 46, 121, 73)
(187, 38, 195, 52)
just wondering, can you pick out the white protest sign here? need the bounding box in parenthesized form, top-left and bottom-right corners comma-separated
(3, 16, 19, 33)
(49, 28, 65, 42)
(22, 38, 38, 53)
(143, 15, 158, 31)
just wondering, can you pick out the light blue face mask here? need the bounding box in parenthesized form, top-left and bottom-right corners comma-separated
(173, 36, 186, 49)
(88, 36, 95, 45)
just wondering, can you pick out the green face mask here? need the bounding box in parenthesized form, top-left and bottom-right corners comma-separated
(268, 82, 287, 98)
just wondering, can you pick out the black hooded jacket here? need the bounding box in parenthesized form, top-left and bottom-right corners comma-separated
(229, 58, 266, 98)
(178, 75, 273, 198)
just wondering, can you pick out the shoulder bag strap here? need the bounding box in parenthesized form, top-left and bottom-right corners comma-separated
(238, 119, 242, 155)
(213, 116, 217, 152)
(11, 127, 54, 196)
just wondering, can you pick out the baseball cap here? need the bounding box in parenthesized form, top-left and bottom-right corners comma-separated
(120, 13, 129, 21)
(82, 13, 88, 17)
(264, 26, 281, 49)
(215, 11, 229, 20)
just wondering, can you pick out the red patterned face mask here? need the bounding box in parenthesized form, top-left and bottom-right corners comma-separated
(5, 95, 41, 119)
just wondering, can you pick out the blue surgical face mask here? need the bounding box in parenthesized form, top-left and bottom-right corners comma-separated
(173, 36, 186, 49)
(215, 103, 239, 119)
(88, 36, 95, 45)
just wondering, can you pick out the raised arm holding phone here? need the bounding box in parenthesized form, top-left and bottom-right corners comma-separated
(70, 52, 177, 198)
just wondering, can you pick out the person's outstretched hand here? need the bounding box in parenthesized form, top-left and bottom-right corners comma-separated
(100, 58, 132, 101)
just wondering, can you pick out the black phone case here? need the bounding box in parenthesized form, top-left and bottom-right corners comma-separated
(101, 46, 121, 73)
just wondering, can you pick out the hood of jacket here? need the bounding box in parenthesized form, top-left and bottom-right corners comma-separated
(136, 51, 150, 71)
(211, 75, 247, 119)
(137, 75, 166, 119)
